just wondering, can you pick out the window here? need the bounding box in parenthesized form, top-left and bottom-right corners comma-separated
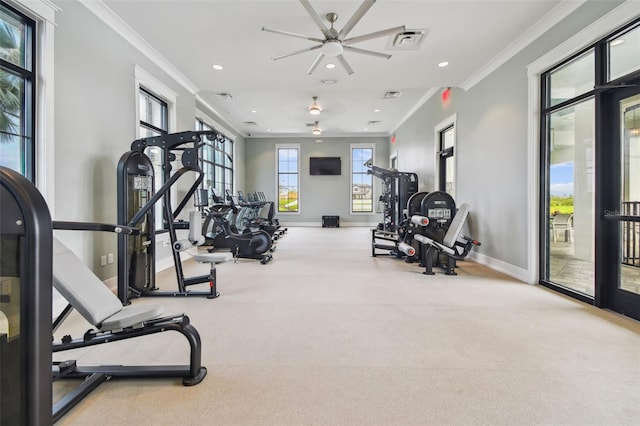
(435, 114, 457, 198)
(196, 118, 233, 202)
(546, 50, 594, 108)
(351, 145, 374, 213)
(438, 125, 455, 198)
(138, 87, 168, 229)
(608, 24, 640, 81)
(0, 4, 35, 180)
(276, 145, 299, 213)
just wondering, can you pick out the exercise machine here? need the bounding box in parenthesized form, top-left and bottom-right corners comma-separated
(366, 161, 418, 232)
(0, 166, 53, 425)
(411, 192, 481, 275)
(117, 130, 232, 304)
(367, 161, 419, 258)
(201, 190, 274, 264)
(1, 166, 209, 423)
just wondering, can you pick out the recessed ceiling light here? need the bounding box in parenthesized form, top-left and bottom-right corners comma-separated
(212, 64, 223, 70)
(251, 110, 257, 113)
(438, 61, 449, 68)
(325, 63, 336, 69)
(374, 109, 381, 112)
(321, 79, 337, 85)
(267, 129, 271, 132)
(610, 39, 625, 46)
(364, 128, 369, 131)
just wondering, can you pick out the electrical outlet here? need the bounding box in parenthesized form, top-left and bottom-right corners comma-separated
(100, 255, 107, 266)
(108, 253, 114, 264)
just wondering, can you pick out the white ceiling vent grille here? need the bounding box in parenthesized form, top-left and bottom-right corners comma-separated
(387, 30, 428, 50)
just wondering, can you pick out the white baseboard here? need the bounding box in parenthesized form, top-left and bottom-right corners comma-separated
(468, 251, 533, 284)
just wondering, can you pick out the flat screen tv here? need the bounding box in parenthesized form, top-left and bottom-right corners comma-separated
(310, 157, 341, 175)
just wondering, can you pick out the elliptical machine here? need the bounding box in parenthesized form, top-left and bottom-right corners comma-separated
(201, 190, 273, 264)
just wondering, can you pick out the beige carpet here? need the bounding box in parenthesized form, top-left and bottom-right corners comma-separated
(54, 227, 640, 425)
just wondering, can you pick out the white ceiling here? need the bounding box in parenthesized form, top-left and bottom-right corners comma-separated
(100, 0, 569, 138)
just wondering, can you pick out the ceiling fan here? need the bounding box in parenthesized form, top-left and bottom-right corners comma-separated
(262, 0, 405, 75)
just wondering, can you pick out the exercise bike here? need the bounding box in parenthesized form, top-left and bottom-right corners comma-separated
(201, 192, 273, 264)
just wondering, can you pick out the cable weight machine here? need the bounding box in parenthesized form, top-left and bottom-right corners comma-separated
(117, 130, 229, 304)
(366, 161, 419, 258)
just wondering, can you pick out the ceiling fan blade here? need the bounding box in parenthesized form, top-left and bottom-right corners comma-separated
(271, 44, 322, 61)
(299, 0, 332, 39)
(336, 54, 355, 75)
(338, 0, 375, 39)
(262, 27, 324, 43)
(343, 25, 406, 45)
(306, 52, 326, 75)
(343, 45, 391, 60)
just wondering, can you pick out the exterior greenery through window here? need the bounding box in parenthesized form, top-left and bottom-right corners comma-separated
(277, 146, 299, 212)
(195, 118, 233, 203)
(0, 4, 34, 180)
(351, 146, 373, 213)
(139, 87, 168, 229)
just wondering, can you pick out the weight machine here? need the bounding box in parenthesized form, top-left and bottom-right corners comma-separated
(117, 130, 230, 304)
(366, 161, 419, 258)
(410, 191, 481, 275)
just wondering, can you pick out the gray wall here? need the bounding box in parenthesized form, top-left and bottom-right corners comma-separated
(52, 1, 244, 280)
(245, 137, 390, 225)
(391, 0, 625, 275)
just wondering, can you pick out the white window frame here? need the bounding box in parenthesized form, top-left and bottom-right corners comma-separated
(134, 65, 176, 135)
(275, 143, 301, 215)
(390, 151, 398, 169)
(350, 143, 376, 215)
(433, 113, 457, 194)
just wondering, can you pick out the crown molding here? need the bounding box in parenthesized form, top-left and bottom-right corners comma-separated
(460, 0, 587, 91)
(391, 87, 438, 135)
(78, 0, 198, 94)
(528, 0, 640, 76)
(8, 0, 60, 23)
(78, 0, 244, 136)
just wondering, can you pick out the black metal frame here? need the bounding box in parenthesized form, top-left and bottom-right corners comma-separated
(118, 131, 230, 303)
(438, 124, 454, 194)
(196, 118, 234, 198)
(52, 313, 206, 423)
(539, 17, 640, 319)
(0, 167, 52, 425)
(50, 219, 207, 422)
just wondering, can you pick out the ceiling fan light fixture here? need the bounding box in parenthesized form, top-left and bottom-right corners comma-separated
(309, 96, 322, 115)
(322, 40, 343, 57)
(312, 121, 322, 135)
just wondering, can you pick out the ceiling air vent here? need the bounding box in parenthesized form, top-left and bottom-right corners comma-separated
(243, 121, 257, 126)
(387, 29, 428, 50)
(383, 91, 402, 99)
(368, 120, 382, 125)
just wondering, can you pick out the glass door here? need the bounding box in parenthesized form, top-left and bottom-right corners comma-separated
(603, 88, 640, 318)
